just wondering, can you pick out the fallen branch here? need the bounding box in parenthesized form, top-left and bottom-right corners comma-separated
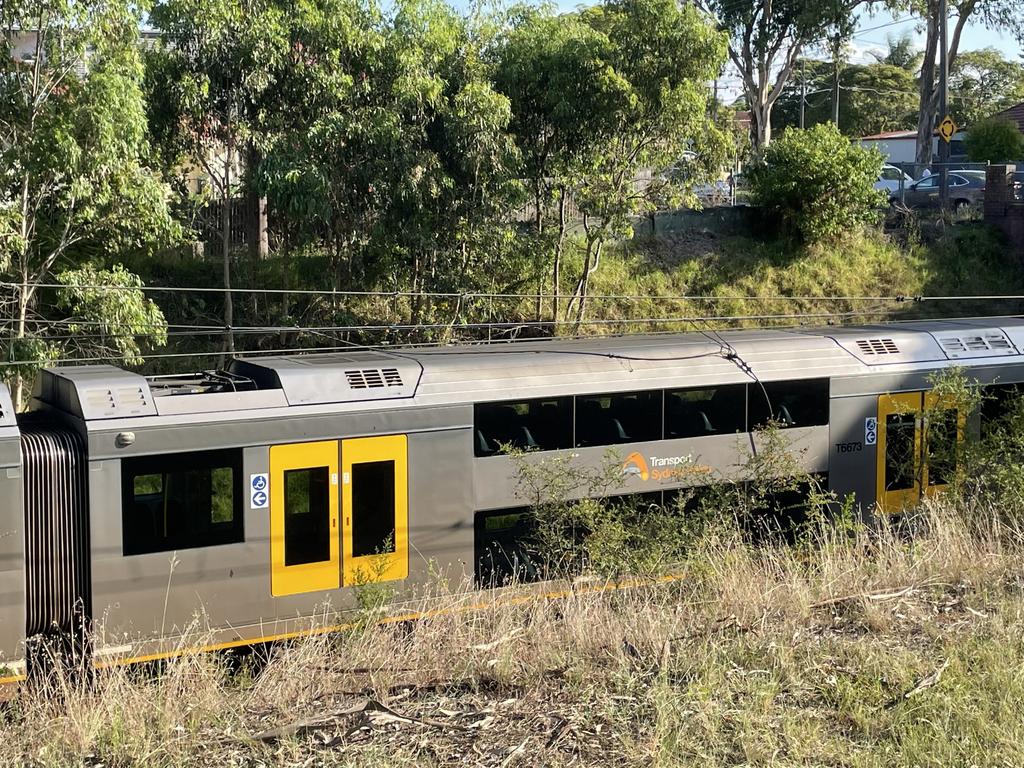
(885, 659, 950, 709)
(249, 696, 472, 744)
(809, 585, 917, 610)
(250, 699, 382, 743)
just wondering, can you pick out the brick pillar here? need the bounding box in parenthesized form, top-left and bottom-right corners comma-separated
(984, 164, 1014, 220)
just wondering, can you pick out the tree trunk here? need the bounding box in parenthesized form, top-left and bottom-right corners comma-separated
(534, 178, 544, 321)
(246, 144, 269, 262)
(552, 185, 566, 324)
(915, 0, 973, 173)
(12, 171, 32, 410)
(12, 279, 30, 410)
(573, 237, 603, 329)
(833, 61, 841, 125)
(222, 138, 235, 355)
(751, 100, 772, 150)
(915, 5, 940, 174)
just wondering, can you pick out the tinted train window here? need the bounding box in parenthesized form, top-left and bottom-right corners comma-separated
(351, 460, 397, 557)
(981, 384, 1023, 437)
(884, 412, 917, 491)
(474, 397, 573, 456)
(575, 390, 662, 446)
(122, 449, 243, 556)
(665, 384, 746, 438)
(283, 466, 330, 566)
(926, 409, 958, 487)
(749, 379, 829, 429)
(474, 507, 539, 587)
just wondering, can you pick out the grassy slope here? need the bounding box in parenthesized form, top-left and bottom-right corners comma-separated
(5, 501, 1024, 767)
(582, 223, 1024, 330)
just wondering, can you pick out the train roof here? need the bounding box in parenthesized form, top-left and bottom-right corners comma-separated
(31, 316, 1024, 421)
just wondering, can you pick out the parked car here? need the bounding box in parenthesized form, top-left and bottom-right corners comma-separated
(875, 165, 914, 195)
(898, 170, 986, 210)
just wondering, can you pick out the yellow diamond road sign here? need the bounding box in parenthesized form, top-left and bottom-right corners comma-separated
(938, 115, 957, 143)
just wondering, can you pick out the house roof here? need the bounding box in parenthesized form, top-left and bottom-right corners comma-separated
(993, 102, 1024, 133)
(858, 130, 918, 141)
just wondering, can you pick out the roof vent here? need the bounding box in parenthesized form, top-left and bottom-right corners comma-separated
(117, 385, 149, 410)
(228, 353, 421, 406)
(856, 338, 899, 355)
(938, 331, 1017, 359)
(345, 368, 404, 390)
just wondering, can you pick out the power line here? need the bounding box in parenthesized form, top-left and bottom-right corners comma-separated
(0, 309, 913, 367)
(2, 282, 1016, 303)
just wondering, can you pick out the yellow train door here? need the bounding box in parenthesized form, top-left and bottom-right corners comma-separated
(269, 440, 340, 596)
(876, 391, 965, 513)
(877, 392, 923, 513)
(341, 434, 409, 586)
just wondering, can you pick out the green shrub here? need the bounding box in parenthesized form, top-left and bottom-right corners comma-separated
(747, 123, 885, 243)
(965, 116, 1024, 163)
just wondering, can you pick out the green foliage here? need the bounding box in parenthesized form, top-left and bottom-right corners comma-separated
(251, 0, 524, 311)
(748, 123, 885, 243)
(950, 47, 1024, 128)
(493, 0, 729, 322)
(965, 116, 1024, 163)
(871, 31, 923, 73)
(0, 0, 179, 401)
(56, 265, 168, 366)
(773, 59, 917, 137)
(700, 0, 863, 147)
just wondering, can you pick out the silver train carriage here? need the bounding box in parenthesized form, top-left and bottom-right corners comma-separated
(2, 317, 1024, 678)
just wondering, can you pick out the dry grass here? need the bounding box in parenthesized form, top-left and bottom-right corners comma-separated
(4, 498, 1024, 767)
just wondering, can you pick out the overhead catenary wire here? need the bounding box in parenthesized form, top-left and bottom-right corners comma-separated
(15, 306, 1024, 369)
(5, 280, 1023, 303)
(0, 308, 901, 347)
(0, 307, 929, 367)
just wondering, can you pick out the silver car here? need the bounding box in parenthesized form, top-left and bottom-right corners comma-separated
(875, 165, 914, 195)
(900, 170, 986, 210)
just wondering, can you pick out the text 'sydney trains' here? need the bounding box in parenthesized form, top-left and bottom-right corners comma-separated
(1, 317, 1022, 679)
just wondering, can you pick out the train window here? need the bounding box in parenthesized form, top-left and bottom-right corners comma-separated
(665, 384, 746, 438)
(749, 379, 829, 429)
(981, 384, 1023, 436)
(926, 409, 958, 486)
(575, 390, 662, 447)
(122, 449, 243, 556)
(283, 466, 331, 566)
(474, 507, 539, 587)
(884, 412, 917, 491)
(351, 460, 397, 557)
(474, 397, 573, 456)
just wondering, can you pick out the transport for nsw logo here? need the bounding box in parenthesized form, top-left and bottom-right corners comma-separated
(621, 452, 650, 481)
(621, 451, 711, 482)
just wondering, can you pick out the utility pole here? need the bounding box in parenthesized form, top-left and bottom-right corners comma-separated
(938, 0, 950, 210)
(833, 59, 840, 126)
(799, 60, 806, 129)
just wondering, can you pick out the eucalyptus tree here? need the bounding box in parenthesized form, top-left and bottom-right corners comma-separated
(146, 0, 290, 351)
(0, 0, 176, 405)
(896, 0, 1023, 170)
(949, 47, 1024, 127)
(258, 0, 521, 331)
(563, 0, 729, 323)
(493, 7, 626, 320)
(696, 0, 863, 148)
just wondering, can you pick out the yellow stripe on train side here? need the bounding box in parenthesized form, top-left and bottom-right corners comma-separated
(94, 572, 686, 670)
